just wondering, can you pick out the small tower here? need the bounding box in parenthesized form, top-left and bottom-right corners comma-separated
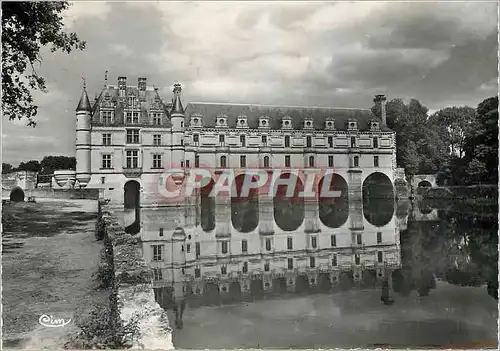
(75, 80, 92, 188)
(171, 227, 187, 328)
(171, 83, 185, 175)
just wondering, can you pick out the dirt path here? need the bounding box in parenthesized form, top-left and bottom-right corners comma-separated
(2, 199, 101, 349)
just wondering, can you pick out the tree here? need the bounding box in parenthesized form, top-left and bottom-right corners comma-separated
(466, 158, 487, 184)
(16, 160, 42, 173)
(40, 155, 76, 175)
(2, 2, 86, 127)
(2, 163, 13, 174)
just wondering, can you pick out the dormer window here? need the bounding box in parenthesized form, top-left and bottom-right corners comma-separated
(216, 114, 228, 128)
(370, 120, 380, 131)
(128, 95, 137, 109)
(237, 114, 248, 129)
(347, 119, 358, 131)
(282, 116, 293, 129)
(304, 118, 314, 130)
(152, 112, 162, 126)
(190, 113, 203, 128)
(325, 118, 336, 131)
(259, 116, 270, 129)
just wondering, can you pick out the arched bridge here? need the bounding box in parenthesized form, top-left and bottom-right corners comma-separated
(1, 171, 37, 201)
(412, 174, 437, 188)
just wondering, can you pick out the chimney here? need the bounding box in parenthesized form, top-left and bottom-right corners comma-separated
(374, 94, 387, 126)
(138, 77, 147, 91)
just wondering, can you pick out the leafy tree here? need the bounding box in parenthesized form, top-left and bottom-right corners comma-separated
(40, 155, 76, 175)
(2, 163, 13, 174)
(466, 158, 487, 184)
(2, 2, 86, 127)
(16, 160, 42, 172)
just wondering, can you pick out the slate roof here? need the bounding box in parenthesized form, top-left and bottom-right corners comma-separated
(90, 85, 172, 127)
(76, 89, 92, 112)
(184, 102, 392, 132)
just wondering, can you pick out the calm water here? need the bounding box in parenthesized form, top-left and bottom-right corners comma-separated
(146, 198, 498, 349)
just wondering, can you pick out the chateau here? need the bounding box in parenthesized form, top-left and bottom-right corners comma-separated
(75, 76, 400, 306)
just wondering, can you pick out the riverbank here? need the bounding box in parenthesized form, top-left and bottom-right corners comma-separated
(416, 185, 497, 203)
(2, 199, 102, 348)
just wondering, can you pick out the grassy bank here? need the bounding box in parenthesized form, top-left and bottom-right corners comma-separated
(1, 200, 102, 348)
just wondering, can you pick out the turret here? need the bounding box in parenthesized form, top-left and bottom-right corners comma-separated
(170, 83, 185, 190)
(75, 81, 92, 188)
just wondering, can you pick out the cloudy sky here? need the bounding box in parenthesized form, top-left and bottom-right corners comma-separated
(2, 1, 497, 165)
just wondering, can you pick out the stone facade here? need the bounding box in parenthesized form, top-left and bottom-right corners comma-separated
(74, 76, 397, 209)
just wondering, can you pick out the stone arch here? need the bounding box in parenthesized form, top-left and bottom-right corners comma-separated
(10, 186, 24, 202)
(124, 180, 141, 234)
(231, 174, 259, 233)
(418, 180, 432, 188)
(318, 173, 349, 228)
(363, 172, 394, 227)
(200, 177, 216, 232)
(273, 172, 304, 231)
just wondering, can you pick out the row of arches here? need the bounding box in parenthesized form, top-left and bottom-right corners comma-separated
(201, 172, 394, 232)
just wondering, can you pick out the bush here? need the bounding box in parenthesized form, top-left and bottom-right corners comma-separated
(95, 217, 106, 241)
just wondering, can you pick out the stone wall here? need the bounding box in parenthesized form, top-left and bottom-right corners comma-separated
(99, 201, 174, 349)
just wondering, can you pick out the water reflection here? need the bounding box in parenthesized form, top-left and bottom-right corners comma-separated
(128, 194, 497, 348)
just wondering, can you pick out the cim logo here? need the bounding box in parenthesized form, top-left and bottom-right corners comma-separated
(38, 314, 71, 328)
(153, 163, 344, 205)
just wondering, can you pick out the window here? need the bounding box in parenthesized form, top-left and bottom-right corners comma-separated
(126, 129, 140, 144)
(332, 255, 337, 266)
(185, 160, 190, 168)
(180, 139, 183, 146)
(377, 232, 382, 244)
(102, 133, 111, 145)
(181, 121, 184, 128)
(152, 245, 163, 261)
(221, 265, 227, 275)
(373, 137, 378, 148)
(196, 242, 200, 258)
(240, 135, 246, 146)
(328, 155, 334, 167)
(186, 244, 191, 253)
(287, 237, 293, 250)
(331, 234, 336, 247)
(126, 112, 139, 124)
(353, 156, 359, 168)
(350, 136, 356, 148)
(102, 111, 113, 124)
(219, 135, 225, 144)
(220, 156, 227, 168)
(153, 113, 162, 125)
(285, 155, 291, 167)
(288, 258, 293, 270)
(310, 257, 315, 268)
(262, 135, 267, 145)
(284, 135, 290, 147)
(263, 156, 270, 168)
(356, 234, 362, 245)
(374, 156, 379, 167)
(195, 267, 201, 278)
(126, 150, 139, 168)
(101, 177, 105, 184)
(265, 238, 271, 251)
(221, 241, 228, 254)
(240, 155, 246, 168)
(128, 96, 137, 109)
(152, 154, 162, 169)
(328, 136, 333, 147)
(355, 253, 360, 265)
(264, 260, 270, 272)
(102, 154, 112, 169)
(153, 134, 161, 145)
(195, 155, 200, 168)
(159, 228, 164, 237)
(153, 268, 162, 281)
(308, 156, 315, 167)
(181, 161, 184, 168)
(311, 236, 317, 249)
(181, 245, 184, 252)
(241, 239, 248, 253)
(306, 136, 312, 147)
(193, 134, 199, 143)
(378, 251, 383, 263)
(242, 262, 248, 273)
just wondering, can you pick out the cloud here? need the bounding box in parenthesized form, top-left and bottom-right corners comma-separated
(2, 1, 497, 164)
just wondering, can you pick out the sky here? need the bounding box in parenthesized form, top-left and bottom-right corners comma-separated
(2, 1, 498, 166)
